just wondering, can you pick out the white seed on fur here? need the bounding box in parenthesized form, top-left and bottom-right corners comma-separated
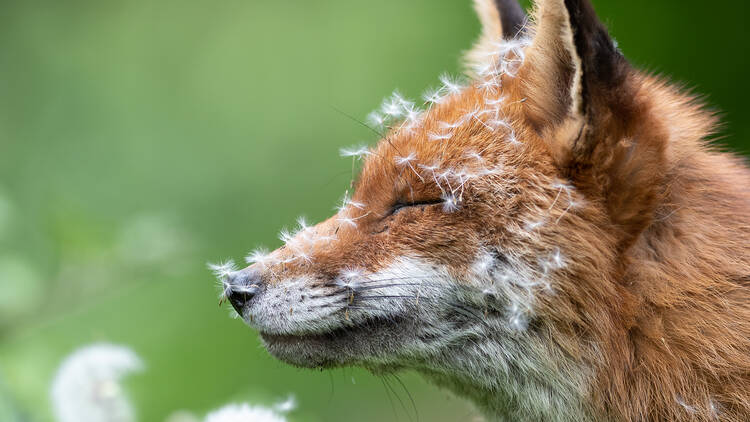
(471, 251, 496, 278)
(339, 145, 371, 160)
(428, 131, 453, 141)
(245, 247, 272, 267)
(525, 219, 545, 231)
(395, 152, 417, 167)
(442, 193, 460, 213)
(676, 396, 696, 414)
(278, 228, 294, 244)
(336, 268, 365, 290)
(507, 303, 529, 331)
(336, 193, 366, 214)
(208, 260, 237, 280)
(423, 87, 446, 105)
(439, 73, 465, 94)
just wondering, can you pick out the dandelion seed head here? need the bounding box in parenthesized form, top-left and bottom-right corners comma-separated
(51, 344, 143, 422)
(205, 403, 288, 422)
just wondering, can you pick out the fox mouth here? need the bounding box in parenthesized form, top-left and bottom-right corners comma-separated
(259, 315, 410, 369)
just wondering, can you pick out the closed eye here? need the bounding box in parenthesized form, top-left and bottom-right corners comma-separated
(390, 199, 444, 216)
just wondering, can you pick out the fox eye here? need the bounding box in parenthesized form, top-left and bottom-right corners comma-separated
(390, 199, 444, 216)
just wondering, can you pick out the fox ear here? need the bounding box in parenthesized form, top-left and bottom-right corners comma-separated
(520, 0, 628, 154)
(465, 0, 528, 72)
(521, 0, 666, 250)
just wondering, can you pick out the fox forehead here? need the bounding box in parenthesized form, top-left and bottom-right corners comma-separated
(355, 49, 540, 211)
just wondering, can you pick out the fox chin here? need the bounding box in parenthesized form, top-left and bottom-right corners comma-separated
(212, 0, 750, 421)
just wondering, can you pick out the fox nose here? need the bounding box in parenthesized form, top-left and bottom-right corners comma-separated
(225, 269, 263, 316)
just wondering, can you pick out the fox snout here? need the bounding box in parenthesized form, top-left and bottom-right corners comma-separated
(223, 268, 263, 316)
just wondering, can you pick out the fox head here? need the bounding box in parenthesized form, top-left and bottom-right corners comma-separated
(213, 0, 734, 420)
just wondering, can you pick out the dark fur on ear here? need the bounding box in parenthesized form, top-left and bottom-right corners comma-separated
(562, 0, 629, 123)
(495, 0, 528, 38)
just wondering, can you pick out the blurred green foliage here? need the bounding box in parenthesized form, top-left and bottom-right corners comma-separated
(0, 0, 748, 421)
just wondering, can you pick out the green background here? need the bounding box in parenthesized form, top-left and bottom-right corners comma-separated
(0, 0, 748, 421)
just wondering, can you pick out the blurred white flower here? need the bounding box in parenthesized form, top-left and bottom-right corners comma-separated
(51, 343, 143, 422)
(204, 404, 286, 422)
(204, 396, 295, 422)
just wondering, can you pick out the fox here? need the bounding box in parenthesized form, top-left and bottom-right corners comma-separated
(212, 0, 750, 421)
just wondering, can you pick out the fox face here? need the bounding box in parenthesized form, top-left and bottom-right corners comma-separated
(215, 0, 750, 421)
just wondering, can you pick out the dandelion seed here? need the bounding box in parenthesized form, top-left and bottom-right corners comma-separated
(485, 96, 506, 106)
(382, 93, 405, 118)
(403, 104, 422, 126)
(366, 111, 386, 128)
(418, 162, 440, 172)
(208, 260, 237, 279)
(439, 73, 464, 94)
(428, 131, 453, 141)
(525, 219, 545, 231)
(51, 344, 143, 422)
(439, 119, 466, 130)
(296, 216, 310, 232)
(293, 248, 313, 264)
(395, 152, 417, 167)
(675, 396, 696, 414)
(339, 145, 371, 160)
(245, 247, 272, 267)
(336, 268, 365, 290)
(507, 303, 529, 331)
(540, 249, 565, 274)
(442, 193, 460, 213)
(464, 150, 484, 162)
(478, 78, 500, 92)
(472, 252, 495, 277)
(395, 152, 425, 182)
(278, 228, 295, 244)
(336, 193, 366, 213)
(474, 62, 498, 78)
(422, 87, 445, 105)
(337, 211, 371, 228)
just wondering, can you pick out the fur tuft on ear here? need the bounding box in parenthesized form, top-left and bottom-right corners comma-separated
(464, 0, 528, 74)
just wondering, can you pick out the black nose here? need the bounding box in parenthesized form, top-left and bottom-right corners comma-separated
(225, 269, 262, 316)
